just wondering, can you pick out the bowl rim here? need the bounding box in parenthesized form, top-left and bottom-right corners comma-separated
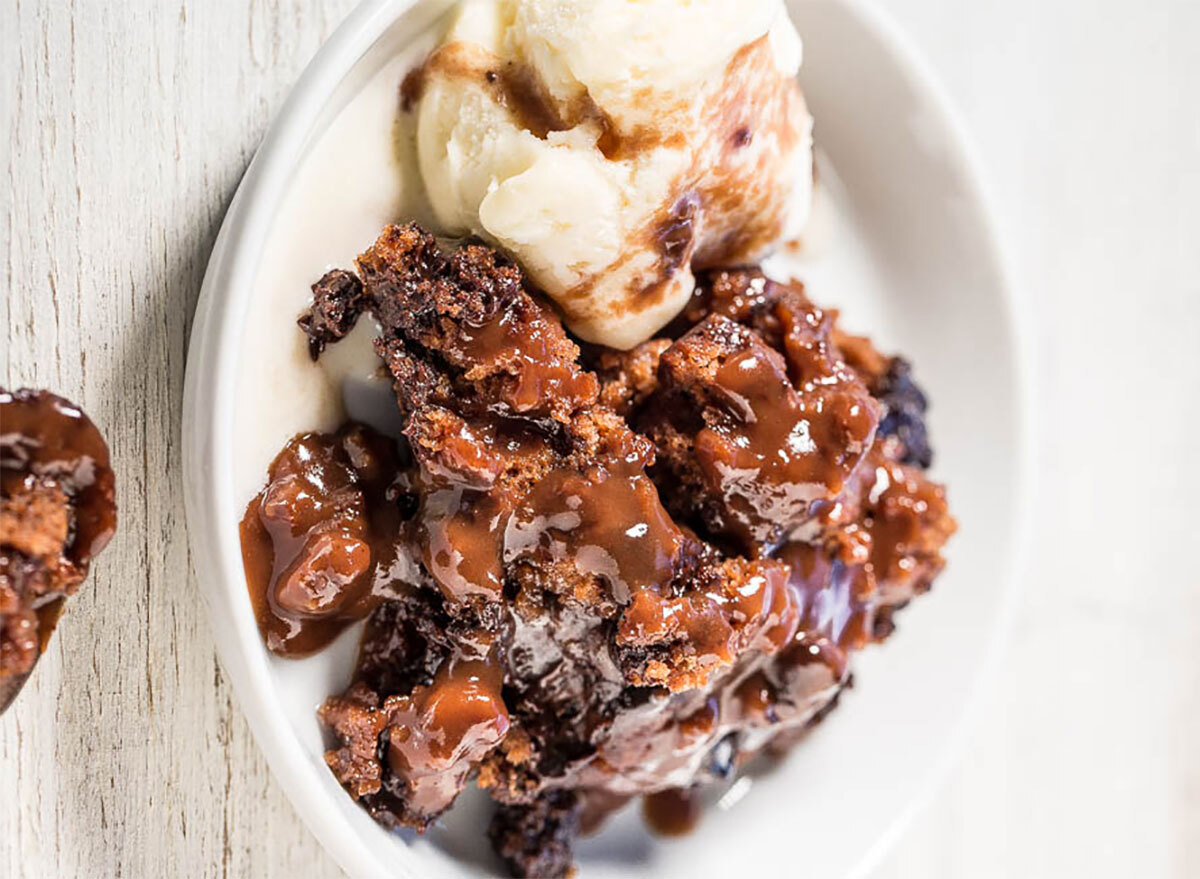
(183, 3, 430, 877)
(809, 1, 1036, 874)
(181, 1, 1035, 877)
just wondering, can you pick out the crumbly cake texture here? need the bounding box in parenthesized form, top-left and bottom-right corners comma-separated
(0, 389, 116, 701)
(244, 224, 955, 877)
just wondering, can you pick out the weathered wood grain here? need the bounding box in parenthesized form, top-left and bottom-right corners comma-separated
(1, 1, 356, 876)
(2, 1, 1198, 877)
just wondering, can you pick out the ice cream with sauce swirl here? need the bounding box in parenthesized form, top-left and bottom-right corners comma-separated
(410, 0, 814, 349)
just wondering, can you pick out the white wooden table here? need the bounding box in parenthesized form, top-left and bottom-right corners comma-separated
(2, 1, 1198, 876)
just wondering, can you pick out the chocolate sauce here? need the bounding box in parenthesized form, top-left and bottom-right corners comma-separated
(682, 323, 875, 553)
(354, 226, 598, 425)
(406, 414, 531, 603)
(416, 483, 507, 603)
(399, 63, 426, 113)
(617, 559, 799, 690)
(675, 267, 774, 331)
(776, 542, 875, 680)
(686, 34, 807, 270)
(647, 274, 884, 558)
(239, 425, 407, 657)
(410, 414, 686, 607)
(1, 389, 117, 564)
(407, 44, 574, 140)
(491, 61, 571, 141)
(698, 343, 831, 538)
(857, 446, 954, 604)
(506, 447, 686, 605)
(643, 787, 703, 837)
(654, 193, 700, 283)
(454, 304, 599, 417)
(385, 649, 510, 816)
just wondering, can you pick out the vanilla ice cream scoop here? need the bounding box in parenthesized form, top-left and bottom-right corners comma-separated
(412, 0, 814, 349)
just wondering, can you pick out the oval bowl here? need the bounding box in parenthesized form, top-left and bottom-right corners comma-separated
(183, 0, 1032, 876)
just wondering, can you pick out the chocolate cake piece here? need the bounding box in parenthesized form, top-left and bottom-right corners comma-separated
(267, 225, 956, 876)
(239, 424, 408, 658)
(679, 267, 935, 469)
(813, 434, 955, 639)
(358, 223, 599, 426)
(648, 267, 953, 627)
(296, 231, 841, 818)
(489, 790, 581, 879)
(588, 338, 671, 417)
(293, 227, 821, 831)
(1, 389, 116, 709)
(835, 329, 934, 468)
(640, 304, 880, 556)
(298, 268, 366, 360)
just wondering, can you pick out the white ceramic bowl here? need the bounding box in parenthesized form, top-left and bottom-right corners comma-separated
(183, 1, 1032, 877)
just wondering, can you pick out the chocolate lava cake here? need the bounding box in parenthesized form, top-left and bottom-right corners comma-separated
(239, 224, 955, 876)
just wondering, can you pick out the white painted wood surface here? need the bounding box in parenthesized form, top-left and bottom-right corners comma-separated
(1, 0, 1197, 877)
